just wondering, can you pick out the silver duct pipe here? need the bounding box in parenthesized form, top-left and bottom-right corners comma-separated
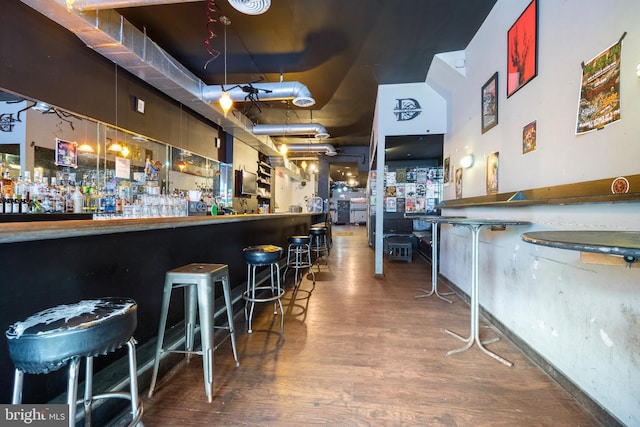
(201, 82, 316, 108)
(18, 0, 286, 156)
(252, 123, 329, 139)
(284, 144, 337, 156)
(70, 0, 202, 11)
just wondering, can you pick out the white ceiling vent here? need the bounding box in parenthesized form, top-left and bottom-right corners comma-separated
(228, 0, 271, 15)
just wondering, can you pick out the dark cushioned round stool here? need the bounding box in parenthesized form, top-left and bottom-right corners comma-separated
(242, 245, 284, 334)
(309, 226, 330, 271)
(283, 235, 315, 289)
(5, 297, 142, 427)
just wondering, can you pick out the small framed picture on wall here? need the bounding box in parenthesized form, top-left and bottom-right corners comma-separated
(522, 120, 537, 154)
(55, 138, 78, 168)
(443, 156, 450, 185)
(486, 152, 499, 194)
(481, 72, 498, 133)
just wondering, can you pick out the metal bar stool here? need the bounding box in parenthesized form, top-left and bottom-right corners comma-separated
(283, 235, 316, 289)
(148, 263, 239, 403)
(309, 226, 330, 271)
(242, 245, 284, 334)
(5, 297, 143, 427)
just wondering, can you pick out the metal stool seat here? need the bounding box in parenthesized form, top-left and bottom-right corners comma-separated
(242, 245, 284, 334)
(149, 263, 239, 403)
(283, 235, 315, 289)
(309, 226, 330, 271)
(5, 297, 142, 427)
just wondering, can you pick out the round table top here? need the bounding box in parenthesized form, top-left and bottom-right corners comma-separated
(521, 230, 640, 258)
(441, 218, 531, 227)
(404, 215, 465, 222)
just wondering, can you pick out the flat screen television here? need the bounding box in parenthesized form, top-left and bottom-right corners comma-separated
(240, 170, 258, 195)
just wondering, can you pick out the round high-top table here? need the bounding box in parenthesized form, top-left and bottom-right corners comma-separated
(405, 215, 465, 303)
(521, 230, 640, 266)
(440, 218, 531, 367)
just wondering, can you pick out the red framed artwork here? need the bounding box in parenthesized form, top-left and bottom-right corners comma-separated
(507, 0, 538, 97)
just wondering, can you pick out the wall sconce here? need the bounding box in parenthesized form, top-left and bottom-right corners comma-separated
(460, 154, 474, 169)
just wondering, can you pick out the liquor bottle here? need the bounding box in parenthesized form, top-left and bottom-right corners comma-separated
(23, 171, 32, 213)
(1, 168, 14, 198)
(20, 196, 28, 214)
(73, 186, 83, 213)
(3, 195, 11, 214)
(11, 194, 20, 214)
(40, 177, 52, 213)
(50, 177, 64, 213)
(65, 184, 75, 213)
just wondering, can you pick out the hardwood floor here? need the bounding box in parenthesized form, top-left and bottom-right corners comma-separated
(139, 225, 600, 426)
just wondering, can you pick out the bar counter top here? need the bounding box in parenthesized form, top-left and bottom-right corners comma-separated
(0, 212, 316, 244)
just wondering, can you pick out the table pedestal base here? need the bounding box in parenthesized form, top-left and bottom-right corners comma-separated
(442, 222, 522, 367)
(445, 328, 509, 366)
(414, 222, 455, 303)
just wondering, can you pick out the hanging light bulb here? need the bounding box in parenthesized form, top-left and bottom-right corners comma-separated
(219, 16, 233, 117)
(301, 160, 307, 170)
(279, 144, 288, 155)
(120, 145, 130, 158)
(107, 138, 122, 152)
(78, 143, 94, 153)
(219, 91, 233, 116)
(78, 120, 94, 152)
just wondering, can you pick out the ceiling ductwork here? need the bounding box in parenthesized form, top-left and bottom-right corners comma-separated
(283, 144, 337, 156)
(201, 82, 316, 108)
(68, 0, 202, 11)
(252, 123, 329, 139)
(18, 0, 322, 159)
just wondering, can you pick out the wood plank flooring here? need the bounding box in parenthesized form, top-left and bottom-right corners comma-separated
(138, 225, 600, 426)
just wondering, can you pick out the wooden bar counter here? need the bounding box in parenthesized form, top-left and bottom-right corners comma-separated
(0, 213, 317, 406)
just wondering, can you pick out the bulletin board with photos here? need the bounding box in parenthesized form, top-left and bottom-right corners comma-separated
(371, 166, 443, 214)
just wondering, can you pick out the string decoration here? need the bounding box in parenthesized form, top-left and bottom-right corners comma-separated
(204, 0, 221, 69)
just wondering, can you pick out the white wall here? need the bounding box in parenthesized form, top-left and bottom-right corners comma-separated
(432, 1, 640, 424)
(232, 139, 259, 213)
(273, 168, 317, 213)
(377, 82, 447, 136)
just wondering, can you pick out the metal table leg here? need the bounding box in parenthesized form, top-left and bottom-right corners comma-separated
(444, 224, 512, 367)
(415, 222, 455, 303)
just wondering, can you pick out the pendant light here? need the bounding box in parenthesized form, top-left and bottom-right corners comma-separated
(219, 16, 233, 116)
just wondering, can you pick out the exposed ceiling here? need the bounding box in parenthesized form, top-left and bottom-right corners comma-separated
(16, 0, 496, 186)
(114, 0, 496, 149)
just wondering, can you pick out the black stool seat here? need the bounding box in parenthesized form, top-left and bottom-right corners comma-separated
(309, 226, 330, 271)
(6, 297, 137, 375)
(289, 235, 311, 245)
(243, 244, 283, 265)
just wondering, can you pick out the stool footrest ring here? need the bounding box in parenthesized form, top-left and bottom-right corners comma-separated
(243, 287, 285, 303)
